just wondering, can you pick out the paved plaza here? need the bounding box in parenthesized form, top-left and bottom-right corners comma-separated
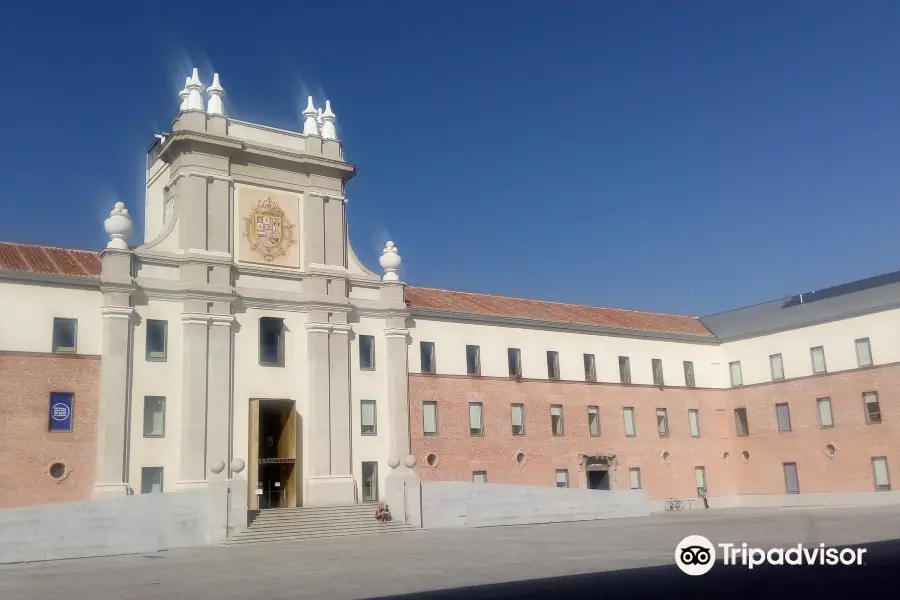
(1, 505, 899, 600)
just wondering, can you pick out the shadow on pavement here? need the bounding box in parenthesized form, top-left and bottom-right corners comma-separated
(372, 539, 900, 599)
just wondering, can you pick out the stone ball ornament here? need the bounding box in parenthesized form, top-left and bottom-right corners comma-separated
(104, 202, 133, 250)
(404, 454, 417, 469)
(388, 457, 401, 469)
(230, 458, 246, 473)
(209, 459, 226, 475)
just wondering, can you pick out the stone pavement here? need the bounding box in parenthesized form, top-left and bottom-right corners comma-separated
(1, 505, 899, 600)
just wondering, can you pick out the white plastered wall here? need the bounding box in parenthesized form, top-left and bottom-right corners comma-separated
(0, 281, 102, 354)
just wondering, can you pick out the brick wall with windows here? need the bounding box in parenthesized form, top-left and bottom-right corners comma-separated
(410, 363, 900, 500)
(0, 352, 100, 507)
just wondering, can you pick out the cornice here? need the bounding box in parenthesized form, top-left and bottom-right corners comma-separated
(100, 305, 136, 320)
(99, 281, 137, 295)
(384, 328, 410, 340)
(408, 308, 721, 345)
(304, 322, 332, 334)
(0, 270, 100, 289)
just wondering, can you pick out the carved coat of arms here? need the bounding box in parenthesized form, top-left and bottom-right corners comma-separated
(243, 197, 296, 262)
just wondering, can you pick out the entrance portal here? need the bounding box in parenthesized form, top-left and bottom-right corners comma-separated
(248, 399, 299, 508)
(587, 469, 611, 490)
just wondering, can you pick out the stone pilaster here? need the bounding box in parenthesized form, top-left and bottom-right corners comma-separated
(305, 320, 332, 480)
(206, 315, 234, 481)
(328, 324, 352, 477)
(92, 304, 135, 497)
(179, 313, 210, 488)
(384, 323, 411, 464)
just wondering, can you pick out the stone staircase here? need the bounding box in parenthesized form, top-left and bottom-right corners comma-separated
(226, 503, 421, 546)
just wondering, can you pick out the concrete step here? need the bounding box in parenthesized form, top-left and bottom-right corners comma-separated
(232, 521, 415, 538)
(227, 525, 420, 545)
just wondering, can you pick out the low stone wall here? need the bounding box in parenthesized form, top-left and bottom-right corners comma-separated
(647, 490, 900, 513)
(0, 477, 247, 564)
(420, 482, 649, 529)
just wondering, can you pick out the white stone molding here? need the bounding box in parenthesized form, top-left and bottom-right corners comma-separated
(208, 314, 237, 328)
(206, 73, 225, 116)
(186, 68, 205, 111)
(321, 100, 337, 140)
(104, 202, 133, 250)
(163, 169, 234, 189)
(181, 313, 213, 326)
(302, 96, 320, 136)
(329, 324, 353, 335)
(100, 306, 136, 320)
(139, 194, 180, 251)
(304, 322, 332, 334)
(379, 241, 401, 282)
(383, 328, 410, 340)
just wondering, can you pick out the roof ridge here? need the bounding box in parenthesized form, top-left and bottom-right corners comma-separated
(406, 285, 699, 320)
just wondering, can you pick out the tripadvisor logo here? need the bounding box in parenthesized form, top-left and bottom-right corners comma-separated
(674, 535, 868, 575)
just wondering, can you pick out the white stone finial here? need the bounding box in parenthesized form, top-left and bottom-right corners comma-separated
(186, 68, 205, 111)
(206, 72, 225, 116)
(321, 100, 337, 140)
(178, 76, 190, 111)
(379, 241, 401, 281)
(104, 202, 133, 250)
(317, 107, 324, 127)
(302, 96, 320, 136)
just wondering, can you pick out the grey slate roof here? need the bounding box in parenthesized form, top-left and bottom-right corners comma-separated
(700, 270, 900, 341)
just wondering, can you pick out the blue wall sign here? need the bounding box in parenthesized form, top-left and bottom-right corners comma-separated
(49, 393, 73, 432)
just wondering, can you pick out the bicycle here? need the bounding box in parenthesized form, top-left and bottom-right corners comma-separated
(665, 498, 685, 511)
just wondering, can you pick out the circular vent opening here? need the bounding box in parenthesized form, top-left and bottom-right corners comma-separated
(825, 444, 837, 457)
(49, 462, 66, 479)
(741, 450, 751, 461)
(662, 451, 670, 461)
(426, 453, 437, 467)
(722, 451, 730, 460)
(516, 452, 526, 465)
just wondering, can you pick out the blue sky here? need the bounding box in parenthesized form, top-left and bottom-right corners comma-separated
(2, 1, 899, 316)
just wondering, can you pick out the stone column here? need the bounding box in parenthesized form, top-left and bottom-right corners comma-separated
(206, 315, 234, 481)
(384, 322, 411, 465)
(328, 324, 352, 477)
(92, 304, 135, 497)
(305, 319, 332, 481)
(179, 313, 210, 488)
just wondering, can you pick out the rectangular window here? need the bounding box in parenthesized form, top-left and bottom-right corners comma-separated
(587, 406, 601, 436)
(629, 468, 642, 490)
(872, 457, 891, 491)
(551, 404, 564, 436)
(52, 317, 77, 354)
(623, 407, 636, 437)
(146, 319, 168, 361)
(361, 400, 377, 435)
(584, 354, 597, 382)
(652, 359, 665, 386)
(769, 353, 784, 380)
(618, 356, 631, 384)
(688, 409, 701, 437)
(810, 346, 827, 374)
(817, 397, 833, 428)
(420, 342, 436, 373)
(734, 408, 749, 436)
(729, 361, 743, 386)
(547, 351, 560, 379)
(359, 335, 375, 370)
(466, 345, 481, 376)
(656, 408, 669, 437)
(143, 396, 165, 438)
(695, 466, 707, 495)
(863, 392, 882, 424)
(48, 392, 74, 432)
(856, 338, 873, 368)
(683, 361, 695, 387)
(469, 402, 484, 435)
(511, 403, 525, 436)
(508, 348, 522, 378)
(473, 471, 487, 483)
(362, 461, 379, 502)
(556, 469, 569, 488)
(141, 467, 164, 494)
(775, 403, 792, 432)
(423, 401, 438, 435)
(783, 462, 800, 494)
(258, 317, 284, 366)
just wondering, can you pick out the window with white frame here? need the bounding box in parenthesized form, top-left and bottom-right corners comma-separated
(855, 338, 873, 368)
(52, 318, 77, 354)
(258, 317, 285, 366)
(420, 342, 436, 373)
(863, 392, 881, 424)
(146, 320, 168, 361)
(587, 406, 601, 436)
(141, 467, 164, 494)
(423, 401, 438, 435)
(361, 400, 377, 435)
(629, 468, 642, 490)
(734, 408, 749, 436)
(656, 408, 669, 437)
(652, 359, 664, 386)
(551, 404, 564, 436)
(143, 396, 165, 438)
(872, 457, 891, 491)
(623, 407, 636, 437)
(359, 335, 376, 370)
(473, 471, 487, 483)
(618, 356, 631, 384)
(547, 351, 560, 379)
(683, 361, 695, 387)
(508, 348, 522, 378)
(555, 469, 569, 488)
(584, 354, 597, 382)
(810, 346, 827, 374)
(729, 361, 743, 386)
(775, 403, 792, 432)
(469, 402, 484, 435)
(769, 353, 784, 380)
(817, 397, 833, 428)
(511, 403, 525, 436)
(466, 345, 481, 376)
(688, 409, 701, 437)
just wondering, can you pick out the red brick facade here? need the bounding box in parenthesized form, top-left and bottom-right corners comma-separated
(410, 364, 899, 500)
(0, 352, 100, 508)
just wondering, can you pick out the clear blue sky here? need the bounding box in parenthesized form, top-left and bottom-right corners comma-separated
(2, 1, 899, 316)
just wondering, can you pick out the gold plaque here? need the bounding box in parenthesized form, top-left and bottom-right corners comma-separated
(243, 197, 297, 262)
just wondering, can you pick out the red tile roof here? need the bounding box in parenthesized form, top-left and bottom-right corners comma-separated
(0, 242, 101, 278)
(404, 286, 712, 336)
